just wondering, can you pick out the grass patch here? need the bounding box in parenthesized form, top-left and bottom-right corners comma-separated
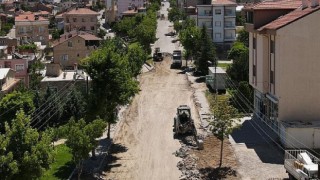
(41, 144, 74, 180)
(217, 63, 230, 70)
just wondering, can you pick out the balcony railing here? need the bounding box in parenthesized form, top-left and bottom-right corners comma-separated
(224, 13, 236, 17)
(198, 13, 212, 17)
(224, 24, 236, 28)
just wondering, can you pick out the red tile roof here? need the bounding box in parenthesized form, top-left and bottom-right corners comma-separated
(65, 8, 99, 15)
(245, 0, 302, 10)
(258, 5, 320, 31)
(211, 0, 236, 5)
(15, 13, 49, 22)
(52, 30, 101, 47)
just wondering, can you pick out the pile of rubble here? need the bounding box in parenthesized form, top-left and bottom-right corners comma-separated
(175, 136, 202, 180)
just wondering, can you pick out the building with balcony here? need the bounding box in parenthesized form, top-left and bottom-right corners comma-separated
(244, 0, 320, 148)
(0, 56, 29, 86)
(63, 8, 99, 34)
(15, 12, 50, 45)
(196, 0, 236, 45)
(52, 30, 101, 69)
(117, 0, 145, 18)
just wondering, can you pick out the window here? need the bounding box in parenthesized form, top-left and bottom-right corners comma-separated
(253, 37, 256, 49)
(270, 40, 275, 53)
(225, 9, 232, 15)
(215, 33, 221, 38)
(73, 18, 77, 22)
(82, 18, 85, 22)
(270, 70, 274, 84)
(61, 54, 68, 61)
(247, 11, 253, 23)
(91, 17, 95, 22)
(66, 18, 69, 23)
(77, 53, 79, 57)
(68, 41, 72, 47)
(204, 10, 211, 15)
(215, 9, 221, 15)
(252, 65, 257, 77)
(225, 21, 232, 27)
(15, 64, 24, 71)
(215, 21, 221, 27)
(39, 26, 44, 33)
(39, 36, 43, 41)
(91, 26, 95, 31)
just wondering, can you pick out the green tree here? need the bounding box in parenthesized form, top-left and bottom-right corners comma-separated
(209, 96, 240, 167)
(229, 81, 253, 112)
(168, 7, 185, 22)
(52, 28, 61, 40)
(127, 43, 148, 77)
(173, 20, 183, 33)
(226, 43, 249, 82)
(0, 134, 18, 180)
(179, 19, 201, 61)
(236, 28, 249, 47)
(64, 118, 90, 180)
(82, 39, 139, 139)
(97, 28, 106, 39)
(0, 91, 35, 128)
(197, 25, 216, 75)
(61, 87, 87, 122)
(84, 119, 106, 158)
(3, 110, 54, 179)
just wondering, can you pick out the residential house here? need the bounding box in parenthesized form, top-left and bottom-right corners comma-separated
(117, 0, 145, 18)
(244, 0, 320, 148)
(0, 56, 29, 85)
(0, 68, 20, 94)
(0, 36, 18, 55)
(63, 8, 99, 34)
(31, 2, 54, 14)
(196, 0, 237, 48)
(40, 63, 90, 93)
(15, 12, 50, 45)
(52, 30, 101, 69)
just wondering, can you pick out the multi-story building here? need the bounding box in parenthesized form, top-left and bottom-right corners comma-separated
(0, 57, 29, 86)
(63, 8, 99, 34)
(15, 12, 49, 45)
(244, 0, 320, 148)
(196, 0, 236, 47)
(52, 30, 101, 69)
(0, 36, 18, 55)
(0, 68, 20, 94)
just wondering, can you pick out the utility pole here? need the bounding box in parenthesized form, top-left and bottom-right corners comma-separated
(214, 57, 218, 101)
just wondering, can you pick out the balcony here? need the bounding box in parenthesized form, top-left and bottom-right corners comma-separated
(224, 13, 236, 18)
(198, 12, 212, 18)
(224, 36, 236, 41)
(224, 24, 236, 29)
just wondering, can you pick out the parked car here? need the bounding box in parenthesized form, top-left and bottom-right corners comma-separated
(165, 31, 176, 36)
(171, 39, 179, 43)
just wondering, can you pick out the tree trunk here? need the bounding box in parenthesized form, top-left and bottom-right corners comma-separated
(77, 161, 83, 180)
(219, 139, 224, 167)
(107, 122, 111, 139)
(91, 149, 96, 159)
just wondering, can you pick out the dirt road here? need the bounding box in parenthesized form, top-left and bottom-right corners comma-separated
(103, 58, 198, 180)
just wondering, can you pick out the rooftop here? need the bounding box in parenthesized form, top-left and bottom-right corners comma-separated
(258, 5, 320, 31)
(52, 30, 101, 47)
(64, 8, 99, 15)
(0, 68, 10, 79)
(244, 0, 302, 10)
(41, 70, 90, 82)
(15, 13, 49, 22)
(211, 0, 236, 5)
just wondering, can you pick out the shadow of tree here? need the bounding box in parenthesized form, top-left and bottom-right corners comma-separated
(53, 161, 75, 179)
(109, 143, 128, 154)
(199, 166, 237, 180)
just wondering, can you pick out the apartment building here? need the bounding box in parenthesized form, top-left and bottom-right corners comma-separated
(63, 8, 99, 34)
(15, 12, 49, 45)
(0, 68, 20, 94)
(52, 30, 101, 69)
(197, 0, 236, 46)
(0, 57, 29, 86)
(244, 0, 320, 148)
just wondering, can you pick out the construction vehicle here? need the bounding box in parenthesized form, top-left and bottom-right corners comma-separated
(153, 47, 163, 61)
(284, 150, 319, 179)
(173, 105, 196, 136)
(173, 105, 204, 149)
(172, 50, 182, 68)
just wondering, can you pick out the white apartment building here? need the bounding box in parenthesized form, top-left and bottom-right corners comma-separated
(196, 0, 236, 45)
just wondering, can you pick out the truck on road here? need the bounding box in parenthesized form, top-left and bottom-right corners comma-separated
(172, 50, 182, 68)
(284, 150, 319, 180)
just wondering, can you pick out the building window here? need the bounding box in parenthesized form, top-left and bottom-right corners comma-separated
(73, 18, 77, 22)
(39, 26, 44, 33)
(253, 37, 256, 49)
(77, 53, 79, 57)
(270, 40, 275, 53)
(66, 18, 69, 23)
(225, 21, 232, 27)
(68, 41, 72, 47)
(215, 9, 221, 15)
(270, 70, 274, 84)
(204, 10, 211, 15)
(61, 54, 68, 61)
(91, 17, 95, 22)
(215, 21, 221, 27)
(15, 64, 24, 71)
(253, 65, 256, 76)
(247, 11, 253, 23)
(215, 33, 221, 38)
(82, 18, 85, 22)
(91, 26, 95, 31)
(225, 9, 232, 16)
(39, 36, 43, 41)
